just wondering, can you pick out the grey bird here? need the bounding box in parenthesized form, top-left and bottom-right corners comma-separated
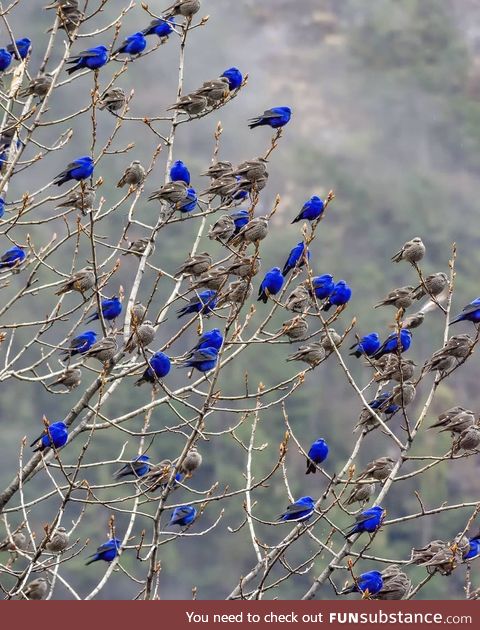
(19, 75, 53, 99)
(453, 532, 471, 556)
(286, 342, 326, 367)
(428, 407, 475, 434)
(357, 457, 395, 481)
(412, 272, 448, 300)
(388, 381, 416, 407)
(376, 565, 411, 600)
(99, 88, 126, 113)
(373, 356, 416, 383)
(131, 302, 146, 324)
(391, 237, 425, 264)
(148, 180, 189, 205)
(279, 316, 309, 341)
(57, 6, 83, 33)
(168, 93, 208, 116)
(57, 186, 96, 214)
(0, 531, 27, 551)
(444, 334, 472, 359)
(319, 328, 342, 352)
(419, 547, 457, 576)
(180, 446, 202, 476)
(84, 336, 117, 364)
(55, 267, 94, 296)
(125, 320, 155, 353)
(224, 256, 261, 278)
(407, 540, 447, 566)
(164, 0, 201, 18)
(453, 424, 480, 453)
(201, 161, 233, 179)
(423, 350, 455, 374)
(202, 173, 238, 199)
(374, 286, 415, 310)
(122, 238, 155, 257)
(230, 216, 269, 247)
(141, 459, 174, 490)
(353, 407, 379, 433)
(218, 279, 252, 306)
(399, 311, 425, 329)
(284, 285, 311, 313)
(23, 577, 49, 600)
(224, 174, 268, 198)
(208, 214, 236, 242)
(46, 527, 69, 553)
(44, 0, 79, 8)
(50, 367, 82, 390)
(117, 160, 145, 189)
(175, 252, 212, 278)
(196, 77, 230, 104)
(232, 158, 268, 183)
(344, 482, 375, 506)
(192, 267, 228, 292)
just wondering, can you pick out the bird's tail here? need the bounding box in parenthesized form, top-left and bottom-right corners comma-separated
(66, 65, 80, 76)
(344, 526, 356, 538)
(85, 556, 97, 566)
(257, 292, 268, 304)
(248, 119, 262, 129)
(339, 585, 356, 595)
(449, 315, 462, 326)
(291, 215, 301, 224)
(349, 350, 362, 358)
(306, 460, 316, 475)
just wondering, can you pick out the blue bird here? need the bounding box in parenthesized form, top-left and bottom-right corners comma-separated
(345, 505, 385, 538)
(0, 198, 5, 219)
(340, 570, 383, 596)
(249, 106, 292, 129)
(232, 177, 249, 201)
(30, 421, 68, 452)
(282, 242, 310, 276)
(113, 32, 146, 56)
(350, 333, 381, 358)
(306, 438, 329, 474)
(114, 454, 151, 479)
(86, 295, 122, 323)
(0, 245, 25, 269)
(62, 330, 97, 360)
(292, 195, 324, 224)
(463, 538, 480, 562)
(310, 274, 334, 300)
(366, 391, 399, 416)
(372, 329, 412, 360)
(450, 298, 480, 326)
(6, 38, 31, 60)
(142, 16, 175, 38)
(0, 48, 12, 71)
(178, 346, 218, 372)
(170, 160, 191, 184)
(66, 45, 109, 75)
(258, 267, 284, 303)
(179, 187, 197, 213)
(53, 156, 94, 186)
(177, 290, 217, 318)
(322, 280, 352, 312)
(0, 150, 6, 169)
(135, 351, 171, 386)
(169, 505, 197, 527)
(186, 329, 223, 356)
(85, 538, 121, 565)
(221, 67, 242, 90)
(278, 496, 315, 522)
(230, 209, 249, 234)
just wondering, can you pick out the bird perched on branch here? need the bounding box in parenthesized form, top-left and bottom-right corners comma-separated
(258, 267, 284, 303)
(249, 106, 291, 129)
(221, 67, 243, 91)
(0, 245, 25, 269)
(412, 272, 448, 300)
(142, 16, 175, 40)
(177, 290, 217, 318)
(117, 160, 145, 189)
(357, 457, 395, 481)
(46, 527, 69, 553)
(284, 285, 311, 313)
(428, 406, 475, 434)
(169, 505, 197, 527)
(286, 342, 325, 367)
(279, 316, 308, 341)
(340, 570, 383, 597)
(307, 274, 335, 301)
(113, 32, 146, 57)
(344, 482, 375, 506)
(99, 88, 126, 113)
(230, 216, 269, 247)
(350, 332, 381, 358)
(114, 454, 151, 479)
(84, 335, 118, 364)
(305, 438, 329, 474)
(56, 186, 96, 213)
(125, 320, 155, 353)
(185, 329, 223, 358)
(53, 156, 94, 185)
(376, 565, 411, 600)
(31, 420, 68, 452)
(148, 180, 189, 205)
(66, 45, 108, 75)
(50, 367, 82, 391)
(7, 38, 31, 60)
(277, 496, 315, 522)
(19, 75, 53, 99)
(321, 280, 352, 312)
(85, 538, 120, 565)
(292, 195, 324, 224)
(282, 242, 310, 276)
(170, 160, 191, 184)
(61, 330, 97, 360)
(135, 352, 171, 386)
(22, 577, 49, 600)
(180, 446, 202, 476)
(450, 297, 480, 325)
(372, 329, 412, 359)
(122, 238, 154, 257)
(208, 214, 236, 243)
(374, 286, 414, 310)
(344, 505, 384, 538)
(391, 237, 425, 264)
(178, 347, 218, 372)
(0, 48, 12, 72)
(175, 252, 212, 277)
(85, 296, 122, 323)
(164, 0, 201, 18)
(168, 93, 208, 116)
(55, 267, 94, 296)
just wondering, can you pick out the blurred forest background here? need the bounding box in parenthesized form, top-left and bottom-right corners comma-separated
(2, 0, 480, 599)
